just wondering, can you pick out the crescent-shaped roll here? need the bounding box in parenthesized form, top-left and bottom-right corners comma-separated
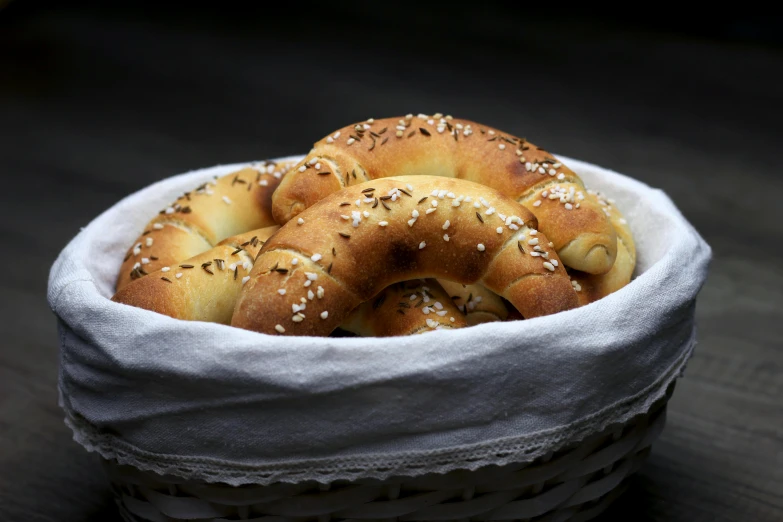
(232, 175, 578, 336)
(271, 114, 617, 275)
(341, 279, 468, 337)
(568, 189, 636, 305)
(437, 279, 509, 325)
(116, 160, 296, 291)
(111, 226, 279, 324)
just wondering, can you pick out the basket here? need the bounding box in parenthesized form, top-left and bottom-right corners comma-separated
(50, 155, 710, 522)
(102, 383, 673, 522)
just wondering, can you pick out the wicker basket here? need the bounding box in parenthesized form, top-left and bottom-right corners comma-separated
(102, 382, 673, 522)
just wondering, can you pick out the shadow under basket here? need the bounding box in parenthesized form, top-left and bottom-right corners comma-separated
(102, 382, 674, 522)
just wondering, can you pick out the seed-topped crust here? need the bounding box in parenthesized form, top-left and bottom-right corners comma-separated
(234, 175, 577, 336)
(116, 160, 297, 291)
(271, 115, 617, 275)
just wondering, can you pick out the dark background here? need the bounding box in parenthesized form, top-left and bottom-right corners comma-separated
(1, 2, 782, 521)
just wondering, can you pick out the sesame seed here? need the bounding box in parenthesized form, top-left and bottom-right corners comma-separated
(153, 223, 164, 230)
(488, 130, 495, 135)
(543, 262, 555, 271)
(297, 218, 304, 225)
(431, 200, 438, 207)
(278, 289, 286, 295)
(436, 310, 447, 317)
(298, 166, 306, 173)
(363, 210, 370, 218)
(499, 144, 506, 150)
(379, 221, 389, 227)
(438, 190, 447, 199)
(275, 324, 285, 333)
(242, 261, 252, 271)
(407, 218, 417, 227)
(485, 207, 495, 216)
(341, 214, 350, 220)
(311, 253, 322, 262)
(333, 131, 341, 139)
(319, 311, 329, 320)
(528, 238, 539, 245)
(259, 179, 268, 186)
(442, 220, 450, 230)
(242, 276, 250, 285)
(422, 307, 431, 315)
(539, 167, 546, 174)
(426, 207, 437, 214)
(533, 200, 542, 207)
(557, 173, 565, 180)
(496, 227, 503, 234)
(434, 301, 444, 310)
(315, 163, 321, 170)
(326, 137, 334, 143)
(141, 258, 149, 264)
(565, 203, 573, 210)
(551, 259, 559, 267)
(426, 318, 437, 328)
(176, 273, 183, 278)
(406, 184, 414, 191)
(304, 280, 312, 287)
(291, 258, 299, 265)
(222, 196, 232, 205)
(347, 138, 355, 145)
(161, 267, 170, 272)
(419, 241, 426, 249)
(317, 286, 324, 299)
(412, 209, 420, 218)
(529, 230, 538, 235)
(477, 243, 485, 251)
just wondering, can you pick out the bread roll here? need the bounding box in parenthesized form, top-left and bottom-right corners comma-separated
(116, 160, 295, 291)
(112, 226, 279, 324)
(341, 279, 468, 336)
(569, 189, 636, 305)
(271, 114, 617, 275)
(437, 279, 509, 325)
(233, 175, 578, 336)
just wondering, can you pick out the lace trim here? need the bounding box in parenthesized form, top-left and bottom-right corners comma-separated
(61, 333, 696, 487)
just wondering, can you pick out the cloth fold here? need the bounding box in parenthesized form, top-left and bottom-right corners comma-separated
(49, 155, 711, 486)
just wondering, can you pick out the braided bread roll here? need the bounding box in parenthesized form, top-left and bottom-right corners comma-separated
(233, 176, 578, 336)
(437, 279, 509, 325)
(271, 114, 617, 275)
(569, 189, 636, 305)
(112, 226, 278, 323)
(116, 160, 295, 291)
(341, 279, 468, 336)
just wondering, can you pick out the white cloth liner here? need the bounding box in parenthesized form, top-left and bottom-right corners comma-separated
(48, 155, 711, 486)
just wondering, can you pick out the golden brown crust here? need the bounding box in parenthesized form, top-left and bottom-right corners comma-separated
(436, 279, 508, 325)
(111, 227, 276, 323)
(341, 279, 468, 337)
(116, 160, 295, 291)
(271, 115, 617, 274)
(233, 176, 578, 336)
(568, 190, 636, 305)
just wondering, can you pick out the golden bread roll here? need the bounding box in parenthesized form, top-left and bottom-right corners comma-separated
(112, 226, 279, 324)
(271, 114, 617, 275)
(233, 175, 578, 336)
(341, 279, 468, 336)
(116, 160, 295, 291)
(437, 279, 509, 325)
(569, 189, 636, 305)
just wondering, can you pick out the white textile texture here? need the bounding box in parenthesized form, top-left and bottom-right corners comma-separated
(48, 155, 711, 486)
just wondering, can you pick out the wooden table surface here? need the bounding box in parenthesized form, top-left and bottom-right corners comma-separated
(1, 4, 781, 521)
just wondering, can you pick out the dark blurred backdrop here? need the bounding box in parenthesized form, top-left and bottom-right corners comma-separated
(1, 2, 782, 522)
